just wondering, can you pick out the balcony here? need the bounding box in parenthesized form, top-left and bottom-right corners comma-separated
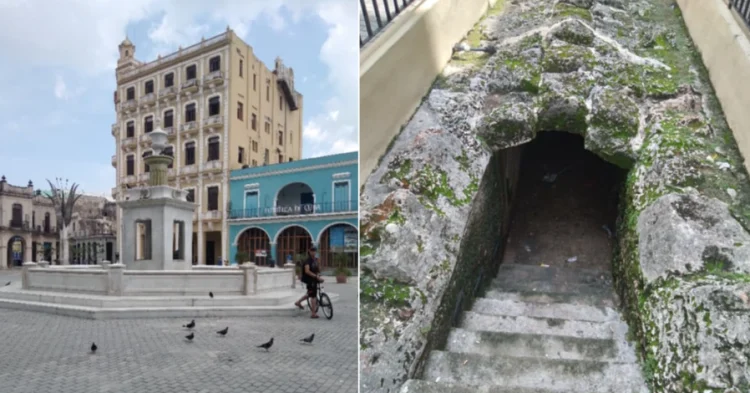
(164, 126, 176, 137)
(203, 160, 223, 172)
(123, 175, 136, 184)
(8, 219, 27, 230)
(159, 86, 177, 100)
(111, 155, 117, 167)
(181, 121, 198, 133)
(139, 133, 151, 144)
(201, 210, 222, 221)
(121, 99, 137, 112)
(140, 93, 156, 107)
(122, 137, 136, 147)
(204, 115, 223, 130)
(203, 71, 224, 86)
(228, 200, 357, 220)
(167, 168, 176, 177)
(111, 124, 119, 137)
(276, 61, 299, 111)
(181, 165, 198, 176)
(181, 78, 199, 93)
(138, 173, 149, 182)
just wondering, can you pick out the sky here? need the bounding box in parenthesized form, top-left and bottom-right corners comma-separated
(0, 0, 359, 197)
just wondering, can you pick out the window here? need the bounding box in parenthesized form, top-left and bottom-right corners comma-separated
(207, 186, 219, 211)
(264, 149, 269, 165)
(264, 121, 270, 134)
(278, 154, 283, 163)
(251, 113, 257, 130)
(143, 151, 152, 172)
(279, 95, 283, 110)
(208, 96, 220, 116)
(209, 56, 220, 72)
(266, 84, 270, 101)
(164, 146, 174, 169)
(251, 159, 257, 167)
(11, 204, 22, 226)
(207, 137, 220, 161)
(239, 59, 243, 77)
(163, 110, 173, 128)
(185, 103, 196, 122)
(185, 189, 195, 202)
(173, 220, 185, 260)
(144, 116, 153, 133)
(238, 147, 244, 163)
(164, 73, 174, 87)
(278, 131, 283, 145)
(253, 74, 256, 90)
(186, 64, 197, 80)
(144, 80, 154, 94)
(135, 220, 152, 260)
(126, 121, 135, 138)
(126, 87, 135, 100)
(185, 142, 195, 165)
(126, 155, 135, 176)
(252, 140, 258, 152)
(44, 213, 51, 233)
(237, 102, 244, 120)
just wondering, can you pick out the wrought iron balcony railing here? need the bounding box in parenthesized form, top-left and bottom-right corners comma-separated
(228, 200, 357, 220)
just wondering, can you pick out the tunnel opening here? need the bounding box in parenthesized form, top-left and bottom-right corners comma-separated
(504, 131, 627, 271)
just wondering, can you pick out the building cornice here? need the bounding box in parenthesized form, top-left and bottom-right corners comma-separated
(227, 211, 356, 225)
(230, 160, 358, 181)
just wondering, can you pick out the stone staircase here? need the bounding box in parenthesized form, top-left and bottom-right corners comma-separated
(399, 263, 649, 393)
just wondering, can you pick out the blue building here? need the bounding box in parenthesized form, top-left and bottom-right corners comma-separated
(228, 152, 358, 269)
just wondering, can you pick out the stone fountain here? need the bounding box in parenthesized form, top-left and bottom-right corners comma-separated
(0, 130, 334, 319)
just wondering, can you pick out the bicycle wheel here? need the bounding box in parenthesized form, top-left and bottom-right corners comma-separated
(319, 293, 333, 320)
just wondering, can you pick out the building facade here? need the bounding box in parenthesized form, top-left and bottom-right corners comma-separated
(111, 27, 303, 265)
(228, 152, 358, 269)
(68, 195, 117, 264)
(0, 177, 59, 268)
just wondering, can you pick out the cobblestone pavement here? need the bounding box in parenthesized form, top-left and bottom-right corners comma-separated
(0, 270, 358, 393)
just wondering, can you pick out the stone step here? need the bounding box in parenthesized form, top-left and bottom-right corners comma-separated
(422, 351, 649, 393)
(460, 311, 627, 340)
(483, 289, 616, 308)
(470, 297, 619, 322)
(445, 328, 637, 363)
(497, 263, 612, 282)
(398, 379, 633, 393)
(493, 264, 613, 293)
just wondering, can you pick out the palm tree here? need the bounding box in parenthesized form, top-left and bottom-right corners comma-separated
(45, 178, 83, 265)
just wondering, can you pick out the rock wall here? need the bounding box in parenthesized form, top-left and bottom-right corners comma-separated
(360, 0, 750, 392)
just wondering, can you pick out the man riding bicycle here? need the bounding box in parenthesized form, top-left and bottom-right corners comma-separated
(294, 246, 324, 319)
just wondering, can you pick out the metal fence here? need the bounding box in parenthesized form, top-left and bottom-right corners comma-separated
(730, 0, 750, 27)
(360, 0, 417, 48)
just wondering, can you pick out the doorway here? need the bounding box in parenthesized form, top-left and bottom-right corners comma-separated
(206, 241, 215, 265)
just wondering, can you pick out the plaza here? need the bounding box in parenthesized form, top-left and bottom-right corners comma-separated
(0, 270, 357, 393)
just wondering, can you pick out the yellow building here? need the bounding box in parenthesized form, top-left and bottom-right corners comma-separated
(0, 177, 59, 268)
(111, 27, 303, 265)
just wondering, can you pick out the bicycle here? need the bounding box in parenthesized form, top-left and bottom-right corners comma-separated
(306, 281, 333, 320)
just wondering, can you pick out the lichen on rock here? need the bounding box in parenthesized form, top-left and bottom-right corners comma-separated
(478, 94, 537, 150)
(585, 86, 640, 168)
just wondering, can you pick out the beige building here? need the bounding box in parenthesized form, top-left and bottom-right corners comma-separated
(111, 27, 303, 265)
(0, 177, 59, 268)
(69, 195, 117, 264)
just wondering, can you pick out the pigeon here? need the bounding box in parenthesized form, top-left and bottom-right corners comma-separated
(185, 332, 194, 341)
(4, 281, 10, 286)
(90, 342, 97, 354)
(183, 319, 195, 329)
(257, 338, 274, 351)
(209, 291, 214, 298)
(217, 327, 228, 336)
(300, 333, 314, 344)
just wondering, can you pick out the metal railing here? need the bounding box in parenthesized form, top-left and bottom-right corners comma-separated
(229, 200, 357, 220)
(730, 0, 750, 28)
(360, 0, 417, 48)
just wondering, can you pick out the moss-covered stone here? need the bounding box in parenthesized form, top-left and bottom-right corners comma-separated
(479, 99, 537, 150)
(585, 87, 640, 169)
(536, 93, 588, 135)
(553, 2, 593, 21)
(542, 44, 596, 73)
(549, 19, 595, 46)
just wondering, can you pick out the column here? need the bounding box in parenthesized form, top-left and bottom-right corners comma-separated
(0, 244, 6, 269)
(221, 179, 227, 263)
(196, 58, 205, 265)
(24, 238, 32, 263)
(221, 49, 230, 263)
(270, 243, 277, 266)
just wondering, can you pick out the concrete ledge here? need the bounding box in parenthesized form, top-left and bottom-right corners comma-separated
(677, 0, 750, 173)
(359, 0, 498, 181)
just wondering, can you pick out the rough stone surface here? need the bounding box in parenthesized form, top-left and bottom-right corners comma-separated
(637, 193, 750, 283)
(360, 0, 750, 392)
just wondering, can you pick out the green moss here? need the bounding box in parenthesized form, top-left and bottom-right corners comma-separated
(542, 44, 596, 73)
(384, 159, 412, 183)
(360, 244, 375, 257)
(554, 3, 593, 21)
(455, 150, 471, 172)
(388, 206, 407, 226)
(412, 164, 480, 215)
(360, 271, 415, 308)
(536, 94, 588, 134)
(417, 238, 424, 253)
(486, 0, 507, 17)
(496, 52, 542, 94)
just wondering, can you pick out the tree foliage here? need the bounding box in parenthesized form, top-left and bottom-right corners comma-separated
(45, 177, 83, 227)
